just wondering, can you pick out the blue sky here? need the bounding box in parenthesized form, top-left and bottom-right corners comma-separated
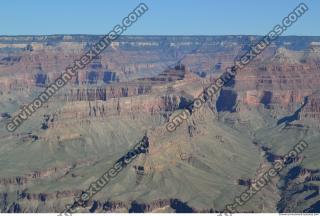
(0, 0, 319, 36)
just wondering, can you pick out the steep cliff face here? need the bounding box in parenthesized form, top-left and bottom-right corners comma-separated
(218, 46, 320, 127)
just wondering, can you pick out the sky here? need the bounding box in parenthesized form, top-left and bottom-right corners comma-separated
(0, 0, 319, 36)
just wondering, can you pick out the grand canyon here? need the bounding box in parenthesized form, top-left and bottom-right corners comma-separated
(0, 35, 320, 213)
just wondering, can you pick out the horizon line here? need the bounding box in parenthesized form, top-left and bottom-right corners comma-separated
(0, 34, 320, 37)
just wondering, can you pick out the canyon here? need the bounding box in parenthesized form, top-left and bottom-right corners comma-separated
(0, 35, 320, 213)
